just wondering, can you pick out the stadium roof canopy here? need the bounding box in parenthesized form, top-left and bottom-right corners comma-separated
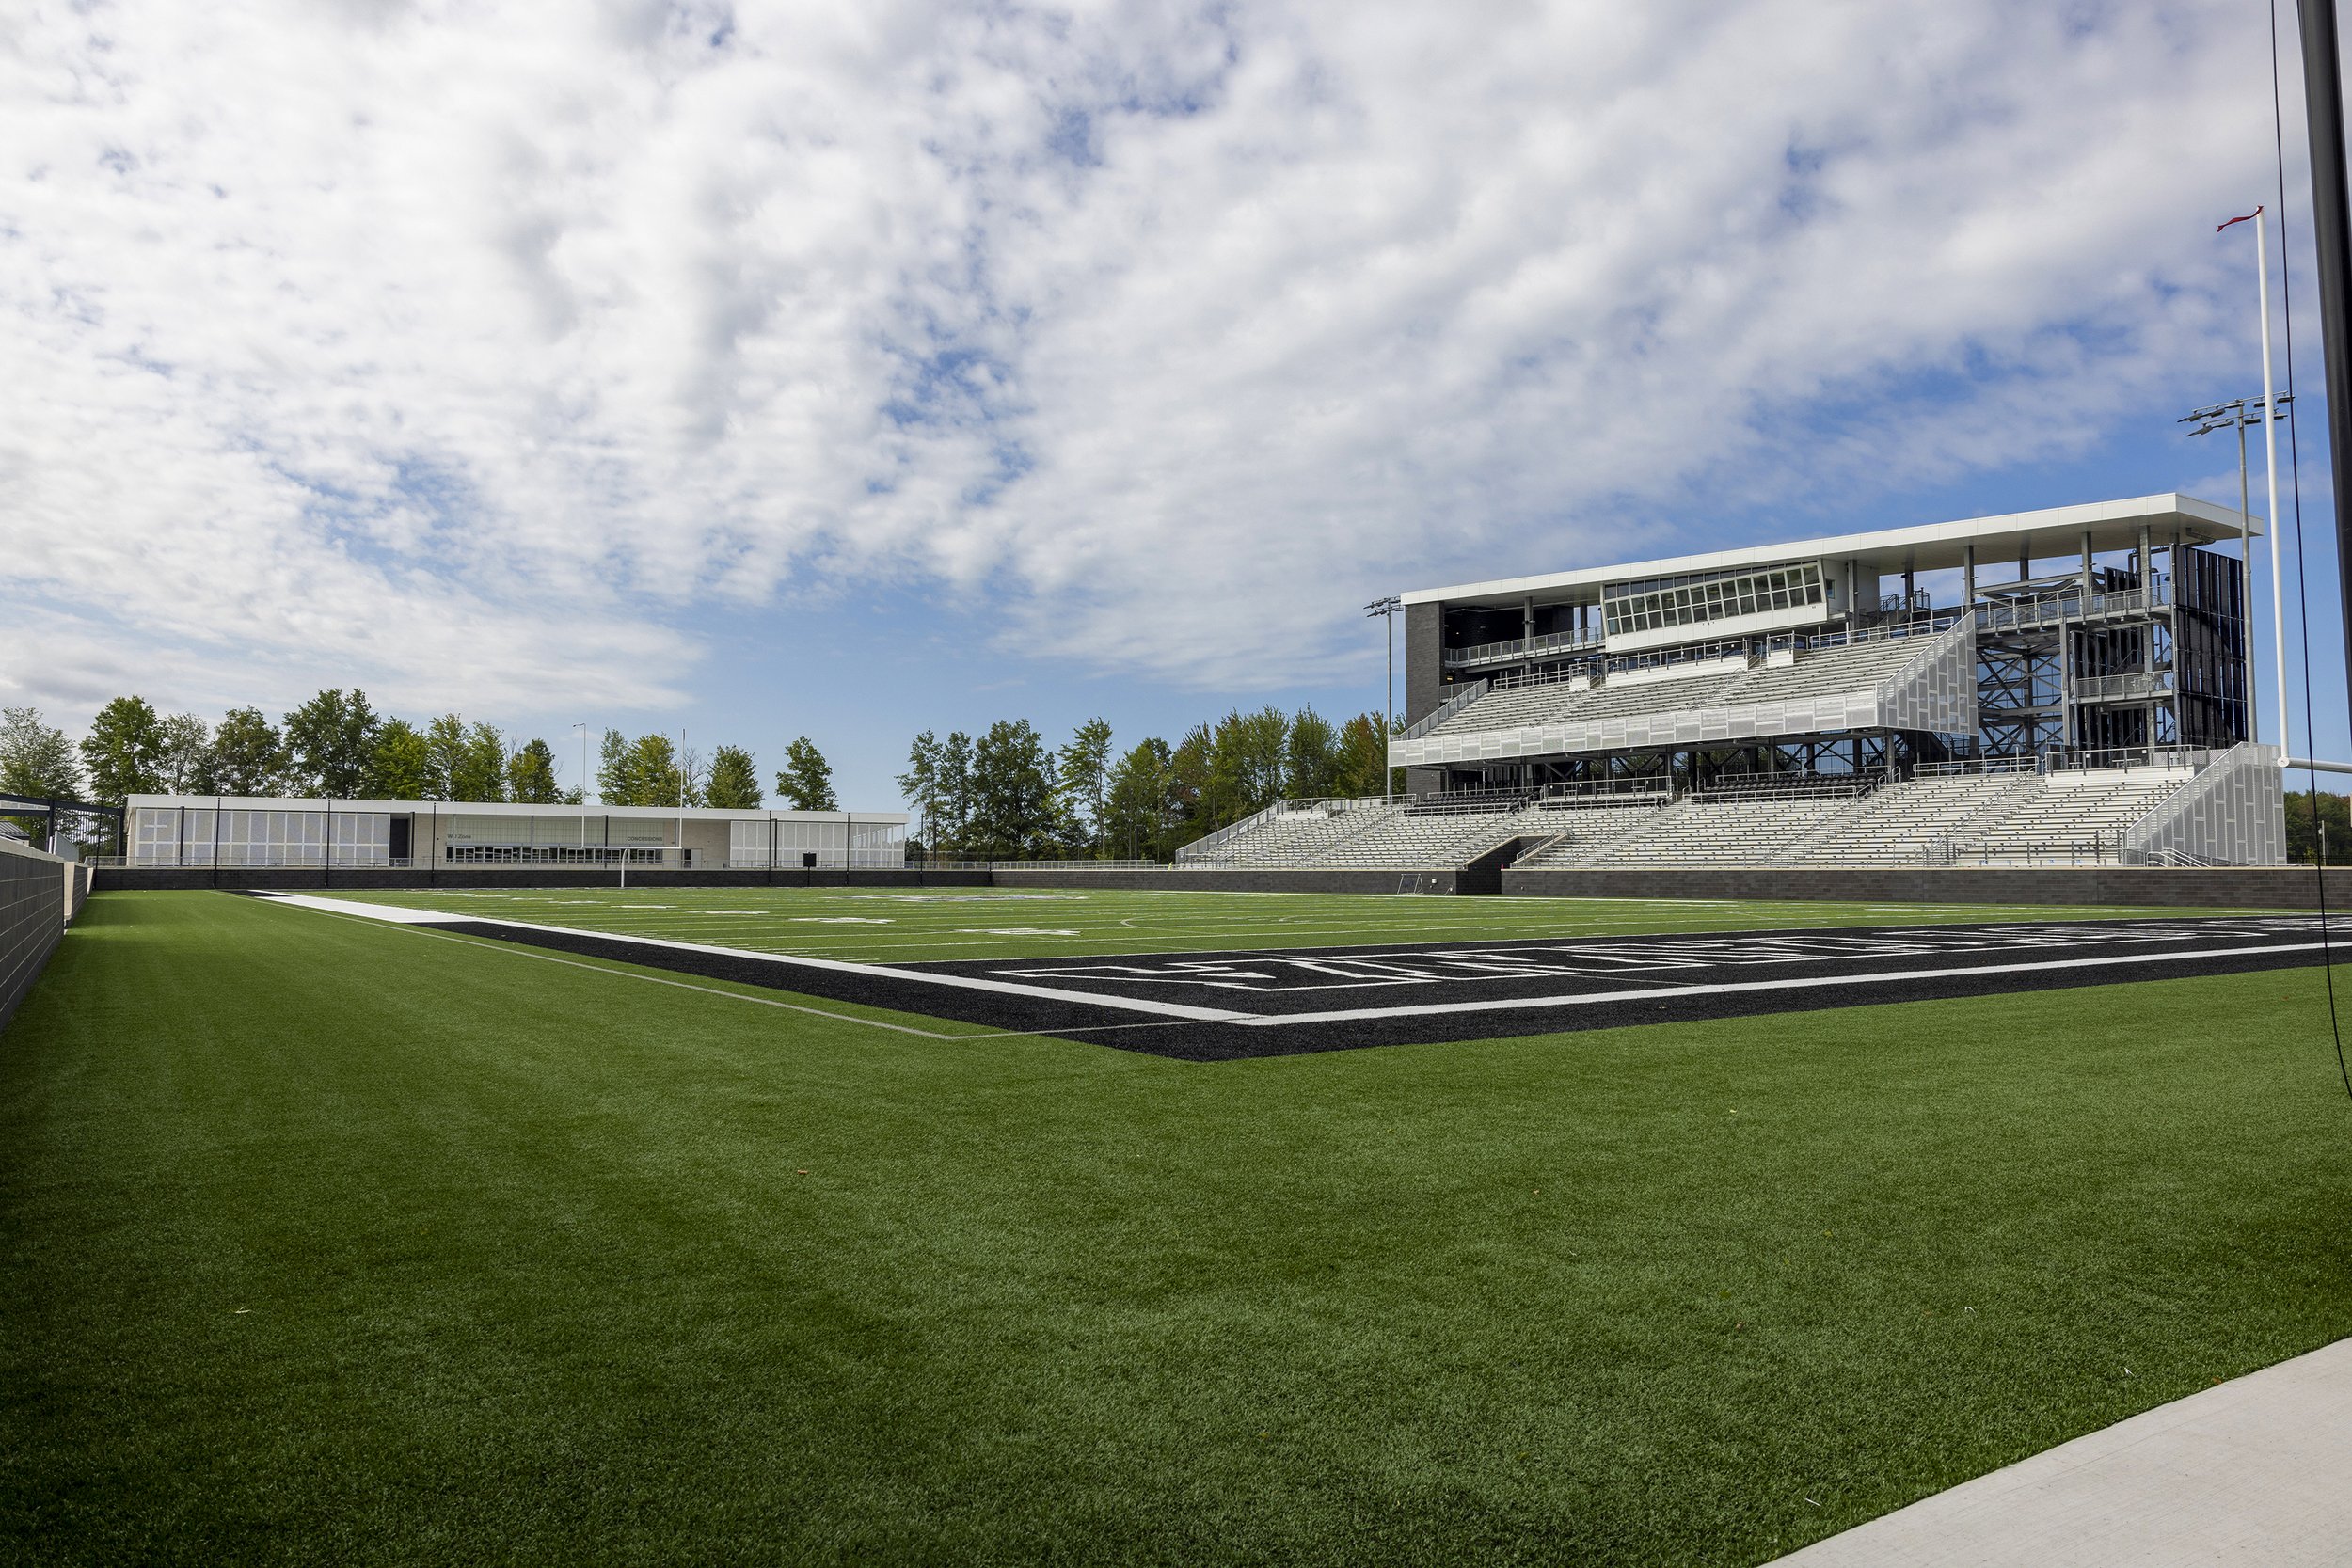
(1403, 494, 2256, 609)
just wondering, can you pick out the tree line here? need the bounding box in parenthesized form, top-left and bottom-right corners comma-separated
(898, 708, 1397, 861)
(0, 692, 841, 822)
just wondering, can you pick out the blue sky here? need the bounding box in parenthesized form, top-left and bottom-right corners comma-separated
(4, 0, 2346, 805)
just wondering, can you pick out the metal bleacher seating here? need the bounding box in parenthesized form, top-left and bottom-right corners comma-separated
(1556, 670, 1749, 721)
(1714, 637, 1924, 705)
(1426, 632, 1933, 743)
(1952, 768, 2192, 863)
(1797, 771, 2038, 865)
(1571, 782, 1876, 867)
(1428, 682, 1583, 736)
(1511, 800, 1678, 866)
(1184, 763, 2206, 873)
(1304, 802, 1536, 868)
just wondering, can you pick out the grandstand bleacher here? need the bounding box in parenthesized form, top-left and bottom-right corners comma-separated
(1178, 759, 2240, 872)
(1192, 499, 2296, 877)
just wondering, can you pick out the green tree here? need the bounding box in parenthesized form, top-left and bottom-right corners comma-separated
(154, 713, 211, 794)
(774, 736, 838, 812)
(367, 719, 430, 800)
(1335, 711, 1398, 799)
(623, 733, 689, 807)
(208, 707, 287, 796)
(2286, 790, 2352, 864)
(596, 728, 630, 804)
(1, 708, 82, 841)
(1057, 717, 1115, 855)
(284, 689, 380, 796)
(898, 731, 943, 848)
(507, 738, 564, 804)
(937, 731, 974, 850)
(1165, 723, 1213, 850)
(422, 715, 467, 800)
(453, 721, 507, 802)
(79, 695, 167, 805)
(964, 720, 1059, 857)
(1203, 706, 1289, 826)
(0, 707, 83, 799)
(1283, 707, 1344, 800)
(1104, 737, 1176, 861)
(704, 745, 762, 809)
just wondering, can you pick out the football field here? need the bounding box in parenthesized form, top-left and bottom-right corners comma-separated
(317, 882, 2270, 962)
(299, 885, 2325, 1061)
(5, 889, 2349, 1566)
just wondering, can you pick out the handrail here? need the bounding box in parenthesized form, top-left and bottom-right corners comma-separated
(1176, 797, 1391, 863)
(1536, 778, 1673, 803)
(1442, 627, 1605, 668)
(1691, 775, 1878, 801)
(1401, 787, 1536, 816)
(1399, 681, 1491, 740)
(1173, 800, 1290, 863)
(1974, 581, 2171, 633)
(1912, 755, 2040, 777)
(2041, 745, 2213, 773)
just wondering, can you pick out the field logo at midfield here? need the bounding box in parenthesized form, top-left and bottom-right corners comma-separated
(993, 918, 2331, 995)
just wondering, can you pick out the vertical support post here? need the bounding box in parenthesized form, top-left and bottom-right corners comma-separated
(2257, 208, 2292, 756)
(2296, 0, 2352, 734)
(1963, 545, 1977, 611)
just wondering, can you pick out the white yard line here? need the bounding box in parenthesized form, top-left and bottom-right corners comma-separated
(252, 891, 1248, 1023)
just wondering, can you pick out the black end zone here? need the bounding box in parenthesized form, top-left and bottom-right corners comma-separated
(419, 914, 2338, 1063)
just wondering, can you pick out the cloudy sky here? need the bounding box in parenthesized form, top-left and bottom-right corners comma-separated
(3, 0, 2342, 801)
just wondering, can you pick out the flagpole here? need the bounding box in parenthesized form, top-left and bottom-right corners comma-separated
(2257, 207, 2291, 758)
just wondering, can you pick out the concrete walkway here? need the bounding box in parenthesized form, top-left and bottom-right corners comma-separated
(1772, 1336, 2352, 1566)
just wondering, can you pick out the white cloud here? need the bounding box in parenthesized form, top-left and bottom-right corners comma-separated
(0, 0, 2296, 717)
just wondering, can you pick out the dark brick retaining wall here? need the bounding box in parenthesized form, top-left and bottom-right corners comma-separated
(97, 867, 995, 892)
(91, 863, 2352, 909)
(991, 868, 1460, 895)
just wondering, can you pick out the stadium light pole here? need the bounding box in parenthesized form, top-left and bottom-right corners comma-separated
(1366, 595, 1402, 801)
(572, 721, 590, 850)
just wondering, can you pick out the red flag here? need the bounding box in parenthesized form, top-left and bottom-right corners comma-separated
(2217, 208, 2264, 232)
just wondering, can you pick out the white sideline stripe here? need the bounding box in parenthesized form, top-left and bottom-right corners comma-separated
(250, 891, 1249, 1023)
(258, 891, 471, 925)
(1231, 942, 2334, 1026)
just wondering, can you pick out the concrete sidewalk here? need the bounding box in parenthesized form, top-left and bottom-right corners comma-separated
(1771, 1335, 2352, 1566)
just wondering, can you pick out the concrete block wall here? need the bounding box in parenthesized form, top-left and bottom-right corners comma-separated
(89, 861, 2351, 909)
(1, 839, 71, 1033)
(96, 867, 994, 892)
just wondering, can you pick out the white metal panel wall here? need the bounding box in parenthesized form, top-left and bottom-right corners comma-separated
(2125, 744, 2287, 866)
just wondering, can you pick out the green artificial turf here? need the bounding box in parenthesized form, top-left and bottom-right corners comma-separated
(319, 883, 2282, 963)
(4, 890, 2348, 1566)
